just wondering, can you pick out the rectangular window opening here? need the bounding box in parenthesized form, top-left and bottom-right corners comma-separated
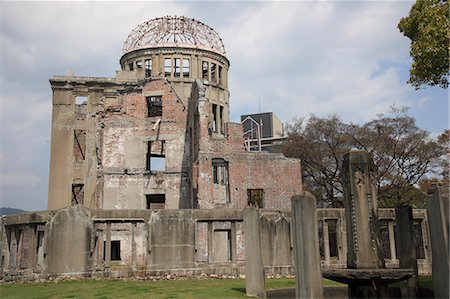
(183, 58, 190, 78)
(147, 141, 165, 171)
(146, 96, 162, 117)
(73, 129, 86, 161)
(414, 221, 425, 259)
(212, 104, 218, 132)
(212, 159, 228, 185)
(36, 231, 44, 253)
(145, 59, 152, 77)
(129, 63, 134, 71)
(111, 240, 121, 261)
(174, 58, 181, 77)
(327, 220, 338, 258)
(202, 61, 209, 80)
(136, 60, 142, 69)
(211, 63, 217, 83)
(379, 220, 391, 259)
(71, 184, 84, 205)
(218, 65, 223, 84)
(247, 189, 263, 208)
(164, 58, 172, 77)
(75, 96, 87, 105)
(219, 106, 224, 134)
(150, 156, 165, 171)
(146, 194, 166, 209)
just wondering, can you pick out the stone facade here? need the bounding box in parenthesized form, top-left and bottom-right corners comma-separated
(0, 207, 432, 281)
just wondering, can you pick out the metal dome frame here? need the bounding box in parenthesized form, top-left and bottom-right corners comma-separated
(123, 16, 226, 56)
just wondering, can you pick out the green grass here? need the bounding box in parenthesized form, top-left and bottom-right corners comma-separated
(0, 276, 432, 298)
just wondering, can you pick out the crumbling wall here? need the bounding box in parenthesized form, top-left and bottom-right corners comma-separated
(46, 205, 93, 276)
(0, 207, 433, 281)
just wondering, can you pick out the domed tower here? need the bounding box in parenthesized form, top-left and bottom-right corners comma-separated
(120, 16, 230, 125)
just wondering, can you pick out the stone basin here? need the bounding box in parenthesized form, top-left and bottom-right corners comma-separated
(323, 268, 415, 285)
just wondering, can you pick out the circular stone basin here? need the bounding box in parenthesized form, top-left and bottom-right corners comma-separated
(323, 268, 415, 285)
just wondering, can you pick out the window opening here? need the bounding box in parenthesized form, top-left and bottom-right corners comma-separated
(147, 141, 165, 171)
(212, 104, 218, 132)
(103, 240, 122, 261)
(146, 96, 162, 117)
(202, 61, 209, 80)
(212, 158, 228, 185)
(247, 189, 263, 208)
(129, 63, 134, 71)
(75, 96, 87, 105)
(136, 60, 142, 69)
(150, 156, 165, 171)
(146, 194, 166, 209)
(327, 220, 338, 258)
(218, 65, 223, 84)
(211, 63, 217, 83)
(183, 59, 190, 78)
(71, 184, 84, 205)
(414, 221, 425, 259)
(145, 59, 152, 77)
(73, 130, 86, 161)
(219, 106, 224, 134)
(379, 220, 391, 259)
(174, 58, 181, 77)
(164, 58, 172, 77)
(36, 231, 44, 253)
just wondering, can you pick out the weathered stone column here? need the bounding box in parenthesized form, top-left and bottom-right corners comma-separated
(231, 221, 237, 264)
(342, 151, 384, 269)
(388, 221, 397, 261)
(244, 206, 266, 298)
(395, 206, 419, 297)
(131, 222, 137, 273)
(426, 187, 449, 299)
(291, 193, 323, 299)
(105, 222, 111, 268)
(323, 220, 330, 265)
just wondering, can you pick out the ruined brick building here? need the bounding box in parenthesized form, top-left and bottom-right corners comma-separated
(48, 16, 302, 212)
(0, 16, 433, 280)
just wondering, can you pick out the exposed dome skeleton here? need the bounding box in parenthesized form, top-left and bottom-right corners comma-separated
(123, 16, 226, 56)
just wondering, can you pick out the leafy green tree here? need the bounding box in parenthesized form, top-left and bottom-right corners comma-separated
(398, 0, 449, 89)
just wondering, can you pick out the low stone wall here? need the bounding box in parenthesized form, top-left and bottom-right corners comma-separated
(0, 206, 432, 281)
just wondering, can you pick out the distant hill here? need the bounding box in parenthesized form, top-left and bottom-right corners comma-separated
(0, 207, 27, 216)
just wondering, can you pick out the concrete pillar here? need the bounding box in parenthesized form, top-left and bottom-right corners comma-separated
(388, 221, 397, 260)
(426, 187, 449, 299)
(48, 89, 75, 210)
(231, 221, 237, 264)
(342, 150, 384, 269)
(291, 193, 323, 299)
(323, 220, 330, 264)
(207, 222, 213, 263)
(131, 222, 137, 273)
(105, 222, 111, 267)
(337, 217, 346, 263)
(395, 206, 419, 296)
(243, 206, 266, 298)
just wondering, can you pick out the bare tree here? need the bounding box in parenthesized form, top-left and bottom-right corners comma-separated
(282, 108, 445, 207)
(282, 115, 353, 207)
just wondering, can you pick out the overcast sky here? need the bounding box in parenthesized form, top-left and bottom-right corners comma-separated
(0, 1, 448, 211)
